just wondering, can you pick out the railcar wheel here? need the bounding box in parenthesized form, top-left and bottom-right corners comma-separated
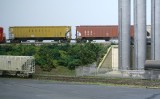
(2, 71, 9, 77)
(10, 40, 21, 43)
(60, 40, 66, 43)
(28, 74, 33, 78)
(15, 71, 20, 77)
(76, 39, 81, 43)
(82, 39, 87, 43)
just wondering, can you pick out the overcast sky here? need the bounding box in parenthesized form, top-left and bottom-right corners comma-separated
(0, 0, 151, 38)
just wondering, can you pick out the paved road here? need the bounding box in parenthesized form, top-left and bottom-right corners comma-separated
(0, 78, 160, 99)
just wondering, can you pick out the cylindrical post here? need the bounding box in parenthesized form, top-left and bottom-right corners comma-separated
(151, 0, 160, 60)
(134, 0, 146, 70)
(118, 0, 131, 70)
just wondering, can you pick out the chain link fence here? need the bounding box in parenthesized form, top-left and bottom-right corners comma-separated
(76, 66, 160, 80)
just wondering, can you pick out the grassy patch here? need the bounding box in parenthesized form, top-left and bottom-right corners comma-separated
(35, 66, 75, 76)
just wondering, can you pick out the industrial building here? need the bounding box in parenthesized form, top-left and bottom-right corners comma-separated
(118, 0, 160, 71)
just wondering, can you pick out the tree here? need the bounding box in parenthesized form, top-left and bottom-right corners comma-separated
(35, 45, 56, 71)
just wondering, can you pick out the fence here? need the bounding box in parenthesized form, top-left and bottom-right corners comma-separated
(76, 66, 160, 80)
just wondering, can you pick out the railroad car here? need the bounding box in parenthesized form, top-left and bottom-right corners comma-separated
(0, 27, 5, 43)
(0, 56, 35, 77)
(76, 25, 134, 43)
(9, 26, 72, 43)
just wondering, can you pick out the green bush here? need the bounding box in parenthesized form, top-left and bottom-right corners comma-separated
(0, 43, 109, 71)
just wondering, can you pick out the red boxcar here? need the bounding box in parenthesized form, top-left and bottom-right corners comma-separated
(0, 27, 5, 43)
(76, 25, 134, 42)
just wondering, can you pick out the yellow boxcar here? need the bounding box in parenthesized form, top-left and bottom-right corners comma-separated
(9, 26, 72, 43)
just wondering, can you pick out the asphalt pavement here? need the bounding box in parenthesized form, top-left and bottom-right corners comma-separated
(0, 78, 160, 99)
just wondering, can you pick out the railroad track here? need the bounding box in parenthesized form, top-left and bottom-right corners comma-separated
(1, 75, 160, 88)
(0, 41, 111, 46)
(32, 75, 160, 88)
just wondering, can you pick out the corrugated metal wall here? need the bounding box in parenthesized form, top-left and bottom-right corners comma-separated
(76, 26, 134, 38)
(0, 27, 4, 42)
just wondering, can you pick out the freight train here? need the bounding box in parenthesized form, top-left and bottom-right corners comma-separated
(0, 56, 35, 77)
(0, 25, 151, 43)
(76, 25, 134, 43)
(9, 26, 72, 43)
(0, 27, 6, 43)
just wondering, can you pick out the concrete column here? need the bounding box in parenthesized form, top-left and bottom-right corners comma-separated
(134, 0, 147, 70)
(151, 0, 160, 60)
(118, 0, 131, 70)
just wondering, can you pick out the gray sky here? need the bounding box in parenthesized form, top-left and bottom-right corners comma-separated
(0, 0, 151, 38)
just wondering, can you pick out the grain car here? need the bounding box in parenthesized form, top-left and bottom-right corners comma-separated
(0, 27, 5, 43)
(0, 56, 35, 77)
(9, 26, 72, 43)
(76, 25, 134, 43)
